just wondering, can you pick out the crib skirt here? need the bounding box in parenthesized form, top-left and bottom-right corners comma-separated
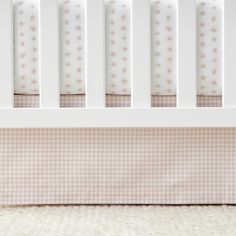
(0, 128, 235, 205)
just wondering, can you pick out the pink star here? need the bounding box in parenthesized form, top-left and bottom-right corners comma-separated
(20, 53, 26, 58)
(111, 52, 116, 57)
(32, 69, 36, 74)
(31, 80, 37, 84)
(121, 26, 127, 31)
(30, 26, 36, 32)
(211, 80, 217, 85)
(76, 26, 81, 31)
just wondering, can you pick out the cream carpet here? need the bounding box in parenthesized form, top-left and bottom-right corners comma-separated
(0, 206, 235, 236)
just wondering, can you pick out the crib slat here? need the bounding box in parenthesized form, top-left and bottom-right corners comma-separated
(177, 0, 196, 108)
(223, 0, 236, 107)
(131, 0, 151, 108)
(0, 0, 13, 108)
(39, 0, 59, 108)
(85, 0, 105, 108)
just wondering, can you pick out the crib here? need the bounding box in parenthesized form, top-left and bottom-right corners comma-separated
(0, 0, 235, 206)
(0, 0, 235, 128)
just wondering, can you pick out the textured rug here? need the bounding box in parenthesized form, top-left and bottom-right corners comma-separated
(0, 206, 235, 236)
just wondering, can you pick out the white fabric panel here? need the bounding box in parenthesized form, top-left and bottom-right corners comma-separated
(13, 0, 222, 96)
(197, 0, 222, 96)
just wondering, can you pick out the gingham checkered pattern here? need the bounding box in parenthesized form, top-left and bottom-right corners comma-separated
(0, 128, 235, 205)
(14, 95, 222, 108)
(197, 96, 222, 107)
(14, 95, 40, 108)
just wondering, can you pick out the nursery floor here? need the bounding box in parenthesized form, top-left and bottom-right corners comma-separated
(0, 206, 235, 236)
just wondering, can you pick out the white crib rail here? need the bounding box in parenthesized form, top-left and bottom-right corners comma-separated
(0, 108, 236, 128)
(0, 0, 236, 128)
(0, 0, 13, 108)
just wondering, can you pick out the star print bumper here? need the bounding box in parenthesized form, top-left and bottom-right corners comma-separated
(13, 0, 222, 96)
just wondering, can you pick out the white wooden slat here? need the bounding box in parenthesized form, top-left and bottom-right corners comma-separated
(0, 108, 236, 128)
(223, 0, 236, 107)
(0, 0, 13, 108)
(85, 0, 105, 108)
(177, 0, 196, 108)
(131, 0, 151, 108)
(39, 0, 60, 108)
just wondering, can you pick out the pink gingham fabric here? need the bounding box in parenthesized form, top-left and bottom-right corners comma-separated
(0, 128, 235, 205)
(14, 95, 222, 108)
